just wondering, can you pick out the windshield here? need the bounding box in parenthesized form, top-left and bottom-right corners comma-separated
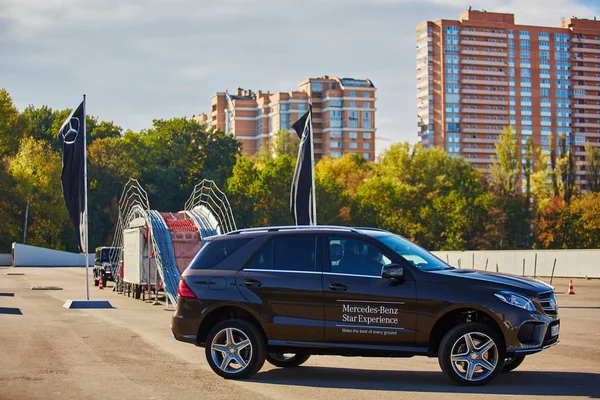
(368, 232, 452, 272)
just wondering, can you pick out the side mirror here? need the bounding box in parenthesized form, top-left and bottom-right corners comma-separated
(381, 264, 405, 280)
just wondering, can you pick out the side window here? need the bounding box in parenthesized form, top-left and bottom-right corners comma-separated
(247, 235, 319, 272)
(328, 236, 392, 277)
(246, 240, 274, 270)
(189, 238, 252, 269)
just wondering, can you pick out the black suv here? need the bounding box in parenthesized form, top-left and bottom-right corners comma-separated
(171, 226, 559, 386)
(93, 246, 119, 286)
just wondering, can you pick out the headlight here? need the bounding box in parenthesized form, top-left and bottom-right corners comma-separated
(494, 291, 536, 311)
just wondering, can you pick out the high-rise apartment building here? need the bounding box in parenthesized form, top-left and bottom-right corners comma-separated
(417, 10, 600, 188)
(195, 76, 377, 161)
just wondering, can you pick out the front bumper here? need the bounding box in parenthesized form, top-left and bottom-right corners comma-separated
(492, 301, 560, 356)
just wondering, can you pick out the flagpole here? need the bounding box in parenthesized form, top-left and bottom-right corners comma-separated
(308, 100, 317, 225)
(83, 94, 90, 301)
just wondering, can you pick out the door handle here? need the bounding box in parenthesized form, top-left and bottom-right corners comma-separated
(328, 282, 348, 291)
(244, 278, 263, 288)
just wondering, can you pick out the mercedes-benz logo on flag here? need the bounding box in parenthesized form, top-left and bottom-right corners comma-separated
(61, 117, 80, 144)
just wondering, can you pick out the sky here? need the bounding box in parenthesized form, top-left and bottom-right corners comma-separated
(2, 0, 600, 154)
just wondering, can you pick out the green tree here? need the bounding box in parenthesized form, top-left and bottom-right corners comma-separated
(0, 89, 25, 160)
(271, 130, 300, 158)
(8, 137, 71, 250)
(490, 126, 518, 196)
(584, 142, 600, 193)
(557, 134, 577, 205)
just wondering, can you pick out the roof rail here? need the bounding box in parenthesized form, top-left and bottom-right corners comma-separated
(225, 225, 364, 235)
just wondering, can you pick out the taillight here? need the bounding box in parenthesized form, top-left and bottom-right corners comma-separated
(177, 279, 196, 298)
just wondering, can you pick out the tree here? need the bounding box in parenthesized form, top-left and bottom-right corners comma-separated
(0, 89, 25, 160)
(8, 137, 71, 250)
(557, 134, 577, 205)
(271, 130, 300, 158)
(490, 126, 518, 196)
(531, 147, 553, 212)
(584, 142, 600, 193)
(537, 197, 582, 249)
(570, 193, 600, 248)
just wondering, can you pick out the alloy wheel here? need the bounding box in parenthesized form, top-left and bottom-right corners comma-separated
(210, 327, 253, 374)
(450, 332, 499, 382)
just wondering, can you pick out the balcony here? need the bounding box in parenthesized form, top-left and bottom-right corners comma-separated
(461, 59, 506, 66)
(460, 30, 507, 38)
(460, 50, 508, 57)
(460, 40, 507, 47)
(572, 65, 600, 72)
(573, 93, 600, 100)
(574, 122, 600, 128)
(463, 148, 497, 154)
(574, 84, 600, 91)
(573, 47, 600, 54)
(417, 80, 430, 89)
(574, 112, 600, 118)
(461, 69, 506, 76)
(462, 89, 508, 95)
(579, 57, 600, 64)
(572, 37, 600, 45)
(461, 98, 509, 105)
(573, 75, 600, 82)
(462, 108, 508, 115)
(462, 128, 504, 134)
(466, 118, 508, 125)
(461, 79, 509, 86)
(573, 103, 600, 110)
(462, 137, 499, 144)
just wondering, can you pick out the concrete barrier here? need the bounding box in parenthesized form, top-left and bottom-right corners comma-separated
(12, 243, 94, 267)
(432, 249, 600, 278)
(0, 254, 12, 266)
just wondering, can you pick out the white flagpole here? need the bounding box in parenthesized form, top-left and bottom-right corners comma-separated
(83, 94, 90, 301)
(308, 100, 317, 225)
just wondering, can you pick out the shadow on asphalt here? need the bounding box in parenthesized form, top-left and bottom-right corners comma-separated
(254, 366, 600, 397)
(0, 307, 22, 315)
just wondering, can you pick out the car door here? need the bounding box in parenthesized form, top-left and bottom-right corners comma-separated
(236, 234, 325, 342)
(323, 235, 417, 345)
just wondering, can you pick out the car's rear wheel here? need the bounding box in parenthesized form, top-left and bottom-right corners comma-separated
(502, 355, 525, 373)
(205, 319, 266, 379)
(438, 323, 505, 386)
(266, 353, 311, 368)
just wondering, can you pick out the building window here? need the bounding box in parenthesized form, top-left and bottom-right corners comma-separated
(330, 141, 342, 148)
(363, 143, 371, 149)
(330, 131, 343, 139)
(349, 142, 358, 149)
(349, 91, 357, 97)
(349, 132, 358, 139)
(330, 151, 342, 158)
(363, 153, 371, 160)
(362, 102, 370, 108)
(363, 132, 371, 139)
(349, 101, 357, 107)
(312, 82, 323, 92)
(362, 92, 370, 98)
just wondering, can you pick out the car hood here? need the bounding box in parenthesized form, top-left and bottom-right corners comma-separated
(427, 268, 554, 295)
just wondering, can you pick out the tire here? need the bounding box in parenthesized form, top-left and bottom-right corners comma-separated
(438, 323, 505, 386)
(266, 353, 311, 368)
(502, 355, 525, 373)
(205, 319, 266, 379)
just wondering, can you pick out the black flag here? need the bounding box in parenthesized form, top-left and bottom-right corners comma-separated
(58, 101, 86, 252)
(290, 106, 314, 225)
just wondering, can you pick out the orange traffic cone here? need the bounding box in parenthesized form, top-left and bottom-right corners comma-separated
(99, 276, 104, 290)
(568, 279, 575, 295)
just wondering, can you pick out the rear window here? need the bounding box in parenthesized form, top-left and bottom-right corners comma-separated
(189, 238, 252, 269)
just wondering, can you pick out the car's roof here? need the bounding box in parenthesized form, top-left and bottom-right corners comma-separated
(205, 226, 391, 241)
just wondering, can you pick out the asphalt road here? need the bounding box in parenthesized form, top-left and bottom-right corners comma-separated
(1, 267, 599, 400)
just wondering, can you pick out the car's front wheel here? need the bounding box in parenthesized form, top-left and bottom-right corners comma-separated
(502, 355, 525, 373)
(205, 319, 266, 379)
(266, 353, 311, 368)
(438, 323, 505, 386)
